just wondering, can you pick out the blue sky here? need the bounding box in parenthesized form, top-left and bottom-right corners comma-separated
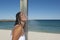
(28, 0, 60, 20)
(0, 0, 60, 20)
(0, 0, 20, 20)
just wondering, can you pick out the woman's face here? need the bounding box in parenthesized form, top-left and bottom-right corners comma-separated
(20, 12, 27, 22)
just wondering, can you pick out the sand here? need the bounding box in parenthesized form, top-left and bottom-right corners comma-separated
(0, 29, 12, 40)
(0, 29, 60, 40)
(28, 31, 60, 40)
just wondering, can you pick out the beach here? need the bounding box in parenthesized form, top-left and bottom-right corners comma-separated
(0, 29, 60, 40)
(28, 31, 60, 40)
(0, 29, 12, 40)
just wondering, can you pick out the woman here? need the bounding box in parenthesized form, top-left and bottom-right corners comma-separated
(12, 12, 26, 40)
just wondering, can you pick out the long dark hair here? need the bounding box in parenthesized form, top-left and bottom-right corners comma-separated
(14, 12, 21, 25)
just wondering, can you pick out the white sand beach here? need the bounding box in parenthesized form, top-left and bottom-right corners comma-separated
(0, 29, 60, 40)
(28, 31, 60, 40)
(0, 29, 12, 40)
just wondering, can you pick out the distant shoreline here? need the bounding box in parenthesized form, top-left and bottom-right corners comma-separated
(0, 19, 60, 22)
(0, 20, 15, 22)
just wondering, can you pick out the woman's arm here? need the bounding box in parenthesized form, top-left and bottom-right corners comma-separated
(12, 25, 23, 40)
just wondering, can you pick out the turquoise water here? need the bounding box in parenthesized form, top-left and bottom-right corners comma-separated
(28, 20, 60, 33)
(0, 20, 60, 33)
(0, 22, 14, 29)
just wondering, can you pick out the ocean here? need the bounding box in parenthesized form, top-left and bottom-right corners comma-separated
(0, 20, 60, 33)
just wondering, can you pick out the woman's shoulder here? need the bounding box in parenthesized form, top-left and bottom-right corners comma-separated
(14, 24, 22, 28)
(15, 24, 20, 27)
(13, 24, 23, 31)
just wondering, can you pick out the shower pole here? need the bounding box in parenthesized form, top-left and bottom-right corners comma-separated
(20, 0, 28, 40)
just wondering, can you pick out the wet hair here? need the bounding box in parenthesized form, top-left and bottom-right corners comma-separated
(14, 12, 26, 30)
(14, 12, 21, 25)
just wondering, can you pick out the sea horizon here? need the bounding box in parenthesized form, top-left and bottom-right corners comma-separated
(0, 20, 60, 34)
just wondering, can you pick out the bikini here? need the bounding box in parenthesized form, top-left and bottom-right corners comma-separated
(18, 33, 25, 40)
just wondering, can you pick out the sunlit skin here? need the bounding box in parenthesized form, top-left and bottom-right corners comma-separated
(20, 12, 27, 26)
(12, 12, 27, 40)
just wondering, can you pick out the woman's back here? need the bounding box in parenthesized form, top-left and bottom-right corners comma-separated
(12, 24, 25, 40)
